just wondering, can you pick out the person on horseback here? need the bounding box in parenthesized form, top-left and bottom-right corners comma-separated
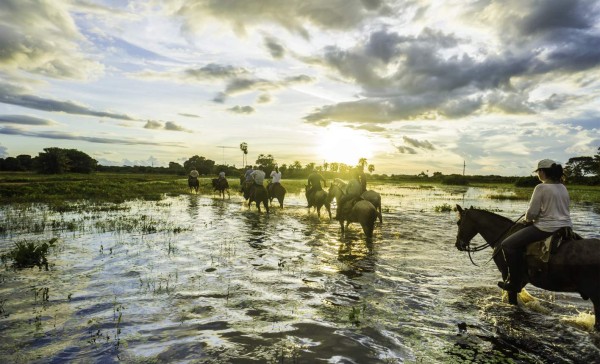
(336, 168, 363, 220)
(306, 170, 327, 208)
(356, 166, 367, 193)
(497, 159, 572, 292)
(250, 166, 266, 197)
(268, 165, 281, 194)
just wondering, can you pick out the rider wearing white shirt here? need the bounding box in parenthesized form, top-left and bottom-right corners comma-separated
(498, 159, 572, 292)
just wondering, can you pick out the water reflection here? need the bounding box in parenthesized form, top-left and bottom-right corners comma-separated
(1, 184, 600, 363)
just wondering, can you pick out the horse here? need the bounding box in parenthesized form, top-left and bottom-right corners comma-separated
(455, 204, 600, 330)
(212, 178, 230, 199)
(328, 179, 383, 223)
(239, 176, 252, 201)
(267, 182, 286, 208)
(188, 176, 199, 194)
(305, 185, 331, 219)
(339, 200, 377, 240)
(248, 185, 269, 213)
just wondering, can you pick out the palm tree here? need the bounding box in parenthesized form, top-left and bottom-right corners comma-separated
(240, 142, 248, 167)
(368, 164, 375, 173)
(358, 158, 367, 170)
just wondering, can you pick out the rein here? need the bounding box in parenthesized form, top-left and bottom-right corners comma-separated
(460, 211, 525, 266)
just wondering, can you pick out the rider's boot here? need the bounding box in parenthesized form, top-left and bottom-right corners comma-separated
(497, 255, 523, 292)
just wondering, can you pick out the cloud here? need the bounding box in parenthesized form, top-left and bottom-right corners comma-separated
(0, 144, 7, 158)
(144, 120, 191, 132)
(403, 136, 435, 150)
(264, 37, 285, 59)
(396, 146, 417, 154)
(168, 0, 392, 38)
(0, 0, 104, 80)
(0, 126, 184, 147)
(257, 94, 272, 104)
(144, 120, 163, 129)
(0, 114, 56, 125)
(227, 106, 255, 114)
(300, 1, 600, 126)
(179, 113, 201, 118)
(0, 83, 136, 120)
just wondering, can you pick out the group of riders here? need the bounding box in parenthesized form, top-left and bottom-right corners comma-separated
(189, 158, 580, 295)
(188, 164, 369, 221)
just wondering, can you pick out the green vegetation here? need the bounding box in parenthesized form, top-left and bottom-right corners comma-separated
(1, 171, 600, 204)
(1, 238, 57, 270)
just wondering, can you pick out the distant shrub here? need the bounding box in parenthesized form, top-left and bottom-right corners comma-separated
(434, 203, 454, 212)
(441, 175, 469, 185)
(514, 177, 540, 187)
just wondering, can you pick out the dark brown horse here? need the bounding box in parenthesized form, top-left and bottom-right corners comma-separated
(305, 185, 331, 219)
(249, 185, 269, 213)
(339, 200, 377, 240)
(267, 183, 286, 208)
(328, 179, 382, 223)
(188, 176, 199, 194)
(455, 205, 600, 330)
(212, 178, 230, 199)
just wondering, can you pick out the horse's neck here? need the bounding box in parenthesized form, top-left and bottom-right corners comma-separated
(473, 210, 513, 247)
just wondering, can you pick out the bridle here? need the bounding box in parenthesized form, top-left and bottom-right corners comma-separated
(457, 209, 525, 266)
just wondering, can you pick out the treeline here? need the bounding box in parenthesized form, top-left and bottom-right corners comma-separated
(1, 147, 599, 185)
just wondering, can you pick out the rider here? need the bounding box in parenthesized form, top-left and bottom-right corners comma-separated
(268, 165, 282, 194)
(497, 159, 573, 292)
(306, 169, 327, 208)
(356, 165, 367, 193)
(336, 168, 363, 220)
(251, 166, 266, 189)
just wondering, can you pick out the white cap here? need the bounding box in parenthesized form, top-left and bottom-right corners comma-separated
(534, 159, 556, 172)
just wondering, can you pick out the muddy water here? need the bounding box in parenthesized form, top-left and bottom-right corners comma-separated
(1, 184, 600, 363)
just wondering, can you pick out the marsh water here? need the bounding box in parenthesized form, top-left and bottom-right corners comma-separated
(1, 183, 600, 363)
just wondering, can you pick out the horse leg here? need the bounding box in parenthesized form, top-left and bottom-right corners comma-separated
(591, 296, 600, 331)
(378, 206, 383, 223)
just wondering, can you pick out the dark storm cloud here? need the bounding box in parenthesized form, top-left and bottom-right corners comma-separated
(0, 114, 56, 125)
(0, 84, 136, 120)
(303, 0, 600, 126)
(227, 106, 255, 114)
(0, 126, 184, 147)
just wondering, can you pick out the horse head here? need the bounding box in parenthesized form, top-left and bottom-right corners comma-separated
(455, 205, 479, 251)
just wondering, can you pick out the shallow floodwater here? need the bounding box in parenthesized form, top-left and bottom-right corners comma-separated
(1, 184, 600, 363)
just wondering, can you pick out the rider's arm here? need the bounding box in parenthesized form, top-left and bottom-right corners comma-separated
(525, 184, 543, 222)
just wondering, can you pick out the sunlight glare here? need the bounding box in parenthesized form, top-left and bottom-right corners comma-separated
(317, 126, 375, 165)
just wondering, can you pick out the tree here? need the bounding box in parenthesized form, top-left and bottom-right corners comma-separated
(36, 148, 71, 174)
(330, 162, 339, 173)
(368, 164, 375, 173)
(64, 149, 97, 173)
(255, 154, 276, 175)
(168, 162, 185, 175)
(183, 155, 215, 175)
(240, 142, 248, 167)
(16, 155, 33, 170)
(358, 158, 367, 170)
(566, 156, 595, 177)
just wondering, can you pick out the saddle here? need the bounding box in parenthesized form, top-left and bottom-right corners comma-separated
(525, 227, 582, 280)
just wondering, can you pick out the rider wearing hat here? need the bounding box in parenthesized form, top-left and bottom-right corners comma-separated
(497, 159, 572, 292)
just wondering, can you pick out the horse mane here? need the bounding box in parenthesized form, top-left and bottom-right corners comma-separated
(469, 207, 514, 224)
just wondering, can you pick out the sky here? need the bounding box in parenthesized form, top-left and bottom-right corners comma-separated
(0, 0, 599, 176)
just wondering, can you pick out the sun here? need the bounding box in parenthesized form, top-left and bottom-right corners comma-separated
(316, 126, 375, 165)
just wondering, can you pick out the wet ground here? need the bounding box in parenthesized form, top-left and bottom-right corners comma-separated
(1, 184, 600, 363)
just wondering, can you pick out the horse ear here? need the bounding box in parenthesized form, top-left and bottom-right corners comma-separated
(456, 205, 463, 212)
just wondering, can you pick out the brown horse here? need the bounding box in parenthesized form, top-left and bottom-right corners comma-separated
(305, 185, 331, 219)
(267, 183, 286, 208)
(212, 178, 230, 199)
(339, 200, 377, 240)
(249, 185, 269, 213)
(188, 176, 199, 194)
(455, 205, 600, 330)
(328, 179, 382, 223)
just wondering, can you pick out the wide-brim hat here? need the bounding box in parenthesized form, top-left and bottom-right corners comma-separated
(534, 159, 556, 172)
